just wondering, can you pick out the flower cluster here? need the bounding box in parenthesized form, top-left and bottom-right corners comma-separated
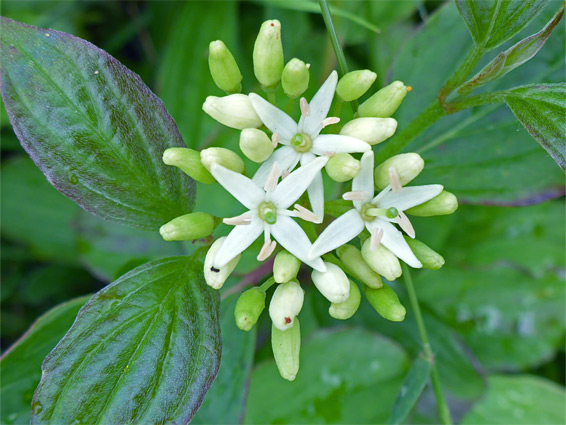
(160, 19, 458, 381)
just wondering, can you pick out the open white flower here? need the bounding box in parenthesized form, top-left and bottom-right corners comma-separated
(209, 157, 329, 272)
(309, 151, 443, 267)
(249, 71, 371, 222)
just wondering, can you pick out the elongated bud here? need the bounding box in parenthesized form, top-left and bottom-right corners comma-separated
(336, 244, 383, 288)
(336, 70, 377, 102)
(403, 237, 445, 270)
(239, 128, 274, 163)
(340, 117, 397, 145)
(253, 20, 284, 90)
(311, 262, 350, 303)
(208, 40, 243, 94)
(269, 280, 304, 331)
(272, 318, 300, 381)
(325, 153, 361, 182)
(235, 287, 266, 331)
(358, 81, 410, 118)
(406, 190, 458, 216)
(163, 148, 215, 184)
(374, 153, 424, 190)
(329, 280, 361, 320)
(361, 238, 402, 282)
(201, 147, 245, 174)
(281, 58, 310, 98)
(159, 212, 216, 241)
(273, 251, 301, 283)
(364, 284, 406, 322)
(203, 94, 262, 129)
(204, 237, 241, 289)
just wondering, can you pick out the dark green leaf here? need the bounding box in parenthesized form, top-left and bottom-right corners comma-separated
(31, 256, 221, 425)
(0, 17, 195, 230)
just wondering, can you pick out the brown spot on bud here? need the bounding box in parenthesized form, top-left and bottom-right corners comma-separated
(284, 317, 292, 324)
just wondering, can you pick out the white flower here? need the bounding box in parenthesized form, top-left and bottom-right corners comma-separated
(209, 157, 329, 272)
(309, 151, 443, 268)
(249, 71, 371, 222)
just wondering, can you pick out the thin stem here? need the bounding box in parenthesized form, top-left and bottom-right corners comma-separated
(439, 44, 484, 103)
(402, 263, 452, 425)
(259, 276, 276, 292)
(267, 91, 277, 106)
(333, 98, 343, 117)
(285, 97, 295, 114)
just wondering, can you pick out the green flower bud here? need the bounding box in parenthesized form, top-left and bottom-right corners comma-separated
(336, 70, 377, 102)
(403, 237, 445, 270)
(162, 148, 215, 184)
(325, 153, 361, 182)
(269, 280, 304, 331)
(361, 238, 402, 282)
(239, 128, 274, 163)
(208, 40, 243, 94)
(329, 280, 361, 320)
(204, 237, 241, 289)
(203, 94, 262, 129)
(311, 262, 350, 303)
(405, 190, 458, 216)
(200, 147, 245, 174)
(364, 284, 406, 322)
(235, 287, 266, 331)
(253, 20, 284, 90)
(336, 244, 383, 289)
(374, 153, 424, 190)
(273, 250, 301, 283)
(339, 117, 397, 145)
(358, 81, 410, 118)
(159, 212, 216, 242)
(281, 58, 310, 98)
(272, 318, 301, 381)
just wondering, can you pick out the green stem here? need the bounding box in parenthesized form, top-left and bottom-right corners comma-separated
(286, 97, 296, 114)
(333, 98, 343, 117)
(259, 276, 276, 292)
(439, 44, 485, 102)
(402, 263, 452, 425)
(267, 91, 277, 106)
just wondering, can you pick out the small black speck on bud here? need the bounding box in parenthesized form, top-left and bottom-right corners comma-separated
(210, 267, 220, 273)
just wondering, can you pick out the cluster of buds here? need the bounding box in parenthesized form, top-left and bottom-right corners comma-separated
(159, 20, 457, 381)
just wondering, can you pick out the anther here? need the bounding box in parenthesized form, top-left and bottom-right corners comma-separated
(321, 117, 340, 128)
(272, 132, 280, 148)
(396, 211, 415, 238)
(370, 227, 384, 251)
(342, 190, 370, 201)
(281, 170, 290, 179)
(323, 151, 336, 157)
(257, 239, 277, 261)
(389, 167, 403, 193)
(223, 213, 252, 226)
(300, 97, 311, 117)
(264, 162, 280, 192)
(293, 204, 321, 223)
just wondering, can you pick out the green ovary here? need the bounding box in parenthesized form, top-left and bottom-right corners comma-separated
(290, 133, 312, 153)
(258, 201, 277, 224)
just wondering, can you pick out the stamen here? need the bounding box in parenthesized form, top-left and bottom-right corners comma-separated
(389, 167, 403, 193)
(271, 132, 280, 148)
(257, 239, 277, 261)
(321, 117, 340, 128)
(370, 227, 384, 251)
(223, 212, 252, 226)
(343, 190, 370, 201)
(264, 162, 280, 192)
(396, 211, 415, 238)
(281, 169, 290, 179)
(300, 97, 311, 117)
(323, 151, 336, 157)
(293, 204, 321, 223)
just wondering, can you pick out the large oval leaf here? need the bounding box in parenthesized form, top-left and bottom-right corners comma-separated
(0, 17, 195, 230)
(31, 256, 221, 425)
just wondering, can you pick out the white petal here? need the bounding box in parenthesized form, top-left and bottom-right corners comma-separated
(299, 71, 338, 137)
(300, 151, 317, 164)
(210, 164, 264, 209)
(271, 157, 328, 209)
(249, 93, 297, 141)
(252, 146, 299, 186)
(310, 134, 371, 155)
(377, 184, 443, 211)
(352, 150, 375, 210)
(213, 219, 264, 268)
(306, 171, 325, 222)
(374, 219, 422, 268)
(271, 216, 326, 272)
(309, 209, 364, 258)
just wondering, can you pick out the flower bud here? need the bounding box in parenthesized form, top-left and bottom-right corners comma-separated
(159, 212, 216, 242)
(269, 280, 304, 331)
(336, 244, 383, 288)
(311, 262, 350, 303)
(162, 148, 215, 184)
(253, 20, 284, 90)
(204, 237, 241, 289)
(235, 287, 266, 331)
(336, 70, 377, 102)
(358, 81, 410, 118)
(203, 94, 262, 129)
(273, 250, 301, 283)
(364, 284, 406, 322)
(403, 237, 445, 270)
(239, 128, 274, 163)
(325, 153, 361, 182)
(374, 153, 424, 190)
(272, 318, 300, 381)
(405, 190, 458, 216)
(208, 40, 243, 94)
(281, 58, 310, 98)
(200, 147, 245, 174)
(339, 117, 397, 145)
(329, 280, 361, 320)
(361, 238, 402, 282)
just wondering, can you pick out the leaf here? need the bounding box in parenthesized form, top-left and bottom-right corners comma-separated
(460, 375, 566, 425)
(0, 17, 195, 230)
(31, 255, 221, 425)
(456, 0, 549, 50)
(1, 296, 89, 425)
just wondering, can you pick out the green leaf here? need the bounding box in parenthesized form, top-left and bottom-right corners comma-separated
(0, 17, 195, 230)
(31, 255, 221, 425)
(461, 375, 566, 425)
(245, 328, 409, 424)
(456, 0, 549, 50)
(1, 296, 89, 425)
